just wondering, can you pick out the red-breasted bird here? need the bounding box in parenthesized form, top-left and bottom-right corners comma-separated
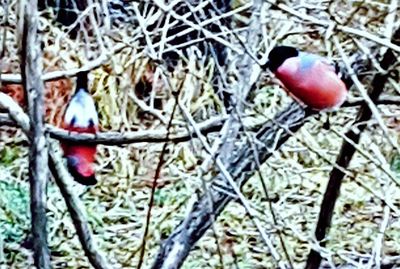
(266, 46, 347, 111)
(61, 71, 99, 185)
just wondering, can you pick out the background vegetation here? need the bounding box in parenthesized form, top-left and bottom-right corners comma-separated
(0, 0, 399, 268)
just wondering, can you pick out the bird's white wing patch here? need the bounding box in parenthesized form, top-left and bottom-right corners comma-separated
(64, 89, 99, 128)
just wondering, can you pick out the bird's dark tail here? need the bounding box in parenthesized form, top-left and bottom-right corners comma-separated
(76, 71, 89, 92)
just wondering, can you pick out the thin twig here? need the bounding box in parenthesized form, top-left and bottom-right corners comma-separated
(0, 43, 126, 83)
(305, 26, 400, 269)
(243, 121, 294, 268)
(151, 102, 310, 269)
(264, 0, 400, 53)
(48, 145, 113, 269)
(343, 96, 400, 107)
(137, 89, 180, 269)
(0, 0, 10, 86)
(365, 144, 392, 269)
(334, 37, 400, 154)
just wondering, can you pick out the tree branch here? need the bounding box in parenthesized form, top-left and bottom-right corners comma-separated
(263, 0, 400, 53)
(305, 26, 400, 269)
(47, 116, 225, 144)
(0, 113, 226, 144)
(343, 95, 400, 107)
(150, 6, 387, 267)
(1, 43, 126, 83)
(151, 102, 313, 268)
(20, 0, 51, 267)
(1, 92, 399, 146)
(48, 145, 113, 269)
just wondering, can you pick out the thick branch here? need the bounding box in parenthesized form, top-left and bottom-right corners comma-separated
(151, 102, 312, 268)
(151, 1, 276, 268)
(1, 93, 400, 146)
(47, 116, 225, 144)
(20, 1, 51, 268)
(150, 13, 383, 269)
(305, 26, 400, 269)
(0, 114, 225, 144)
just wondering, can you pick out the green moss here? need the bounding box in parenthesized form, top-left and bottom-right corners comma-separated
(0, 146, 20, 166)
(0, 180, 30, 243)
(390, 154, 400, 175)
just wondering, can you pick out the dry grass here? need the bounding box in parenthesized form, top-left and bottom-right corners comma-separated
(0, 0, 400, 268)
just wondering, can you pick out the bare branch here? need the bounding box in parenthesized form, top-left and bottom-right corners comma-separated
(0, 113, 226, 144)
(151, 1, 286, 267)
(1, 93, 399, 144)
(366, 144, 392, 269)
(137, 91, 179, 269)
(48, 144, 113, 269)
(151, 102, 311, 269)
(305, 26, 400, 269)
(1, 43, 126, 83)
(19, 0, 51, 267)
(263, 0, 400, 53)
(343, 96, 400, 107)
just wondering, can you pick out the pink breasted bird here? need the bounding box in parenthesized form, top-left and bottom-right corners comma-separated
(61, 71, 99, 185)
(267, 46, 347, 111)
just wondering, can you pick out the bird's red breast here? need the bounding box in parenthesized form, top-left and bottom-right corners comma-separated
(275, 57, 347, 110)
(267, 46, 347, 111)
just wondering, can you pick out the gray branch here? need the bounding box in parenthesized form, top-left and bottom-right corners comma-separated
(150, 6, 379, 266)
(305, 26, 400, 269)
(19, 0, 51, 268)
(0, 114, 225, 145)
(151, 102, 311, 268)
(48, 145, 113, 269)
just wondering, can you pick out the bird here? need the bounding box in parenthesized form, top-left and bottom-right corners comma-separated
(266, 46, 347, 111)
(61, 71, 99, 185)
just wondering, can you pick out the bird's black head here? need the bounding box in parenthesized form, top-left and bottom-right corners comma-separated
(266, 46, 299, 72)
